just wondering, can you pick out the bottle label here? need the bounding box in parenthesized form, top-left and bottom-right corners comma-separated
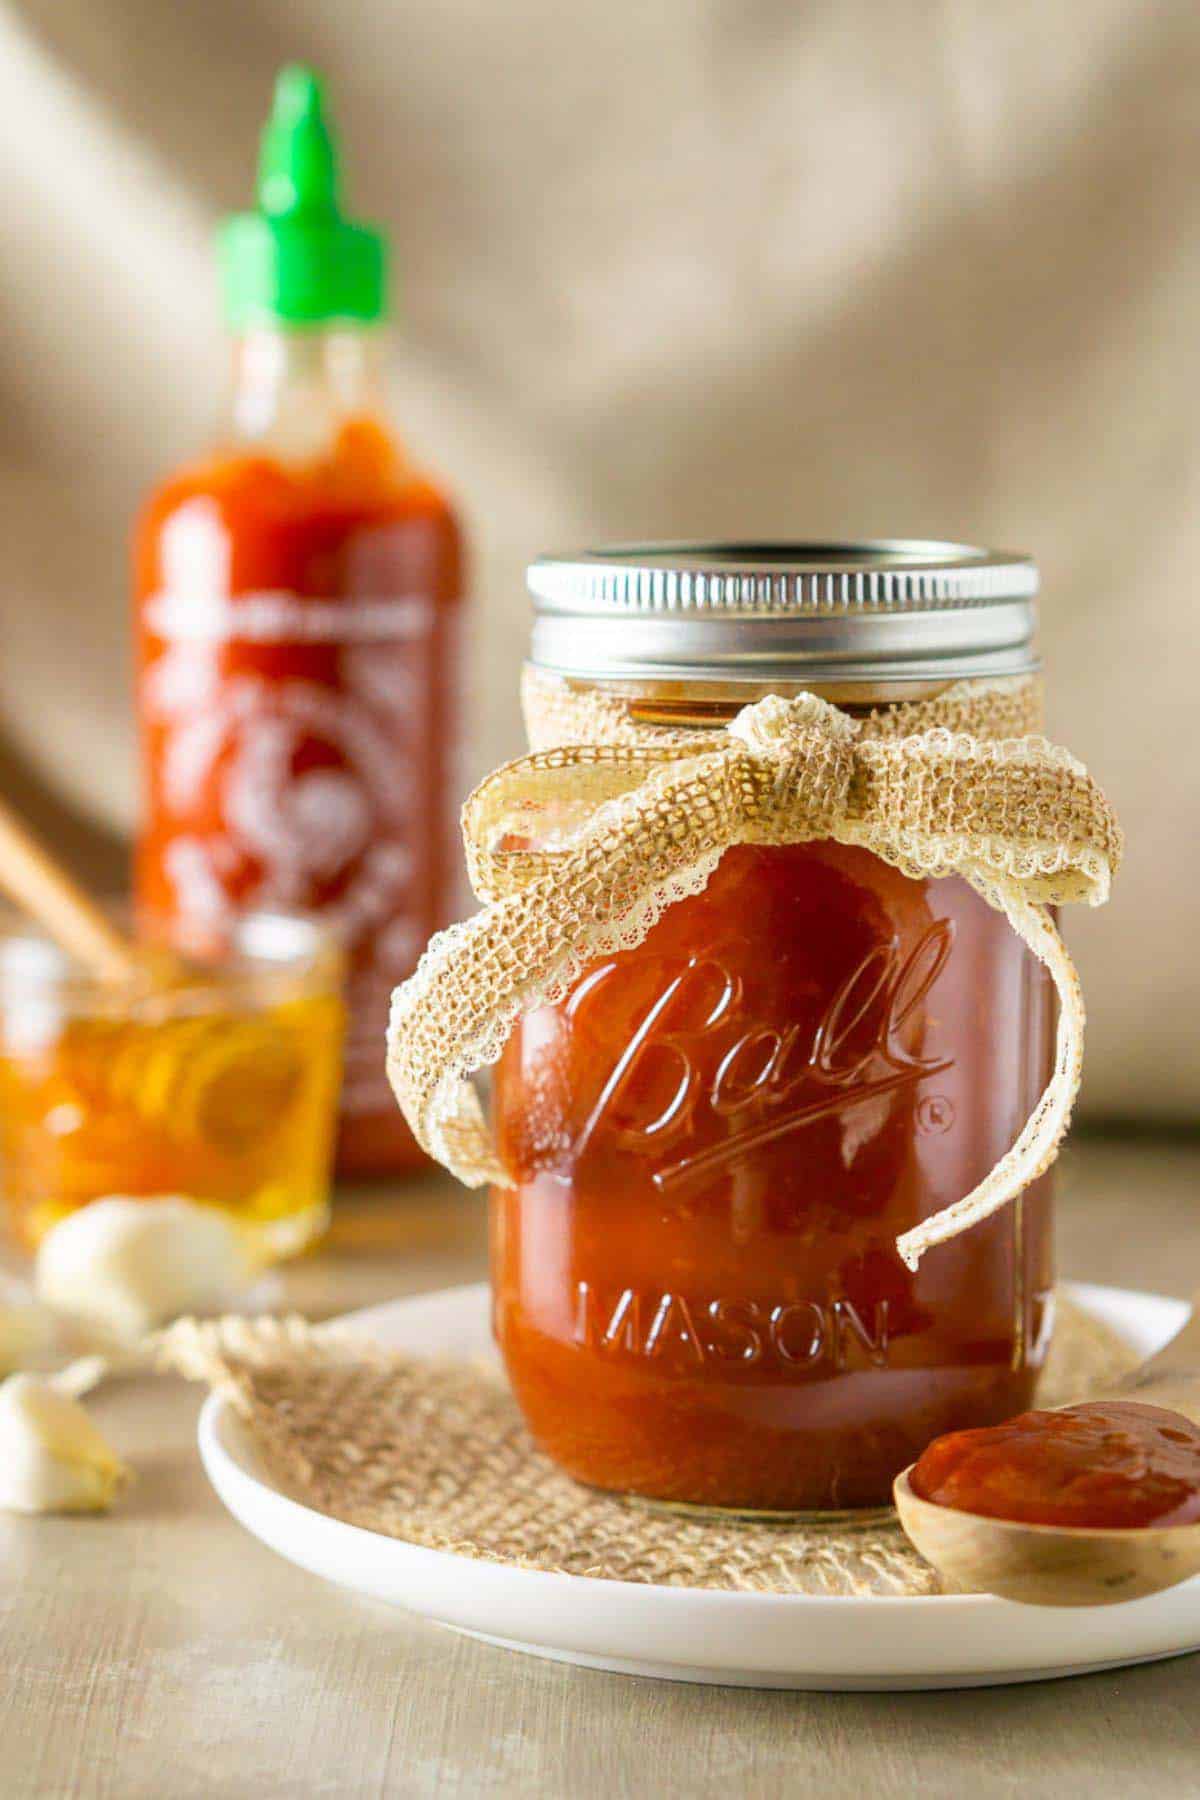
(140, 584, 438, 1118)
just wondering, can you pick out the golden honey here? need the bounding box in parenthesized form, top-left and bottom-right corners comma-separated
(0, 913, 343, 1260)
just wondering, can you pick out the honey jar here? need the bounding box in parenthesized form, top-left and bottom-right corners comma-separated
(0, 910, 343, 1261)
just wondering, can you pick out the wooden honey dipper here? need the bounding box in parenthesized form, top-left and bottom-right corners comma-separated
(0, 794, 305, 1146)
(0, 793, 144, 983)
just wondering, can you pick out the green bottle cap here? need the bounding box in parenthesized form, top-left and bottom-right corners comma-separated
(219, 66, 387, 327)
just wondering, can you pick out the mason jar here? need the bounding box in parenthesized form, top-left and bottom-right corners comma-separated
(489, 542, 1057, 1515)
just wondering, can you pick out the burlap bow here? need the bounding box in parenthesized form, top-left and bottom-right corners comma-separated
(387, 679, 1121, 1268)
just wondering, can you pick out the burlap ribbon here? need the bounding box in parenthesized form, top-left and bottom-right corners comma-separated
(387, 674, 1121, 1269)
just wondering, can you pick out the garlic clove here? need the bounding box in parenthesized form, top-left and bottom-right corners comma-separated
(35, 1196, 246, 1343)
(0, 1373, 129, 1514)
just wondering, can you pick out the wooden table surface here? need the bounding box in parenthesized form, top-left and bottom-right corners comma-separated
(4, 1138, 1200, 1800)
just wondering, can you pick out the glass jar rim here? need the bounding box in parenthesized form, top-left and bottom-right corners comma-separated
(0, 905, 343, 1016)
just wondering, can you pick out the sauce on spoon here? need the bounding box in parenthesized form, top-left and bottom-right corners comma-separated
(909, 1401, 1200, 1530)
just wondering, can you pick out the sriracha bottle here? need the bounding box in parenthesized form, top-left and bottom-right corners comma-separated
(134, 67, 463, 1178)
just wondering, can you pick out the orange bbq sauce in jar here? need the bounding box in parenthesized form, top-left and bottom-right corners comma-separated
(491, 544, 1055, 1514)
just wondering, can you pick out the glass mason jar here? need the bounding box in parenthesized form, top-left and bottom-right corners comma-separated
(491, 543, 1056, 1514)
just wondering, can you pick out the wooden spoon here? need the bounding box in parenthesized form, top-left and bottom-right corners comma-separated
(894, 1296, 1200, 1607)
(0, 793, 142, 983)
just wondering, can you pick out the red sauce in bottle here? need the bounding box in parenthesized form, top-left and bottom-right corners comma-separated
(135, 414, 462, 1176)
(910, 1401, 1200, 1529)
(493, 836, 1056, 1512)
(135, 70, 466, 1180)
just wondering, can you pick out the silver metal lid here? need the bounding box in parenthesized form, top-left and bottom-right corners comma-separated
(527, 541, 1039, 685)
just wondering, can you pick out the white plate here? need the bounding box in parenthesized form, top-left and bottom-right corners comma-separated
(198, 1280, 1200, 1690)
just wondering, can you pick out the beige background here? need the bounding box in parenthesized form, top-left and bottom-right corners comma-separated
(1, 0, 1197, 1119)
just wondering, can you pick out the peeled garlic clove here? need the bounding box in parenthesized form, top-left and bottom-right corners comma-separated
(0, 1373, 129, 1513)
(36, 1196, 245, 1342)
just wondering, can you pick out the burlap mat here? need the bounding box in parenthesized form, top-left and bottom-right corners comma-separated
(165, 1292, 1138, 1598)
